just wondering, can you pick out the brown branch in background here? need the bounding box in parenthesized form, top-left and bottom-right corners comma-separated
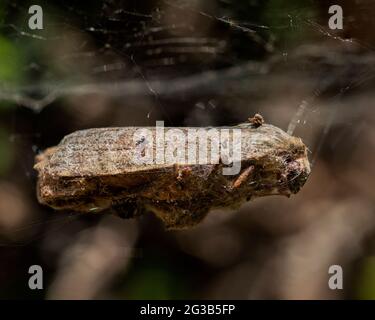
(34, 117, 311, 229)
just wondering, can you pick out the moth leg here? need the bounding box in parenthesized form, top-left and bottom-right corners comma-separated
(111, 199, 141, 219)
(231, 165, 254, 189)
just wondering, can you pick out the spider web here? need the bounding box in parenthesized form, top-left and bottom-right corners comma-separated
(0, 2, 372, 126)
(1, 0, 375, 243)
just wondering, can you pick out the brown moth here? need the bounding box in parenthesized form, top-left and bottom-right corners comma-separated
(34, 116, 311, 229)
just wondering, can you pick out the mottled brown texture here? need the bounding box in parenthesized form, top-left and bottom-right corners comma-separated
(34, 121, 311, 229)
(248, 114, 265, 128)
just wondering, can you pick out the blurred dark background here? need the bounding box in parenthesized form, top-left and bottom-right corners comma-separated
(0, 0, 375, 299)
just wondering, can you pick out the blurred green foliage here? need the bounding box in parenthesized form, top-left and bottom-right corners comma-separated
(119, 257, 191, 299)
(0, 35, 24, 85)
(264, 0, 317, 47)
(356, 257, 375, 300)
(0, 128, 13, 176)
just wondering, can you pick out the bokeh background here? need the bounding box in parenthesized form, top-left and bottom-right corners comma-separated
(0, 0, 375, 299)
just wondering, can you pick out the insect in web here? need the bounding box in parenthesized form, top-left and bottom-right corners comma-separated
(34, 115, 311, 229)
